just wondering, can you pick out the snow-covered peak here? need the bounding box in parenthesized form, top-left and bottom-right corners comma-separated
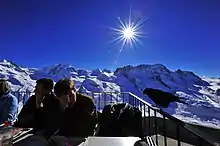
(1, 59, 8, 63)
(91, 69, 102, 76)
(0, 59, 28, 75)
(0, 59, 22, 70)
(139, 64, 170, 72)
(114, 64, 170, 76)
(103, 69, 112, 73)
(41, 64, 78, 78)
(114, 64, 206, 88)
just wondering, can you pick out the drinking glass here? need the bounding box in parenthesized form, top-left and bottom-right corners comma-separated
(0, 128, 13, 146)
(0, 134, 3, 146)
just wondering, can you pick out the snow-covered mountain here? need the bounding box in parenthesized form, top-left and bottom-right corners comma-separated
(1, 59, 220, 128)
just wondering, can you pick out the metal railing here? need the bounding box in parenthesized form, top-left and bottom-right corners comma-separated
(12, 91, 216, 146)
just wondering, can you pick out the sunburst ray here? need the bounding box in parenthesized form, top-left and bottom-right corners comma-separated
(108, 10, 147, 63)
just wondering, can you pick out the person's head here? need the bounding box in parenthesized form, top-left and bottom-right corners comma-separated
(34, 78, 54, 96)
(0, 79, 10, 96)
(54, 78, 76, 104)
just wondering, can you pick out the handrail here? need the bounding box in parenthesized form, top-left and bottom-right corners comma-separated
(128, 92, 216, 146)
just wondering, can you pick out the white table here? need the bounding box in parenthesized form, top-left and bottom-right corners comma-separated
(14, 136, 142, 146)
(49, 136, 141, 146)
(85, 137, 141, 146)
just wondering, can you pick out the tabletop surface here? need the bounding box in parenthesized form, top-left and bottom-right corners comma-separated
(86, 137, 141, 146)
(14, 136, 142, 146)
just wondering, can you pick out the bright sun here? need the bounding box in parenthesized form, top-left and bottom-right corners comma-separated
(123, 27, 134, 39)
(108, 10, 147, 63)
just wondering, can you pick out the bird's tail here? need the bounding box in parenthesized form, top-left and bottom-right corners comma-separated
(178, 97, 189, 105)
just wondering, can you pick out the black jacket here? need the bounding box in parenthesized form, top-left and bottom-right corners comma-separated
(58, 93, 98, 137)
(15, 93, 63, 136)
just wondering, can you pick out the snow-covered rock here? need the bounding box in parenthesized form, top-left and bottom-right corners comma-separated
(41, 64, 77, 78)
(91, 69, 102, 76)
(81, 78, 103, 93)
(97, 72, 114, 82)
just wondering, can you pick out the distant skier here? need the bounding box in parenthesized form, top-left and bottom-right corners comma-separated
(143, 88, 188, 108)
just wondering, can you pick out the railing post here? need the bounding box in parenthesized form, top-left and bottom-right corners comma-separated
(134, 98, 137, 108)
(104, 93, 107, 106)
(132, 96, 135, 106)
(129, 94, 132, 105)
(23, 92, 25, 105)
(154, 110, 158, 146)
(98, 93, 101, 111)
(177, 123, 181, 146)
(148, 106, 151, 136)
(143, 104, 147, 136)
(122, 92, 125, 103)
(110, 93, 113, 104)
(163, 115, 167, 146)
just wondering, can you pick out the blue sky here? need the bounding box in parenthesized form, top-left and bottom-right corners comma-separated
(0, 0, 220, 77)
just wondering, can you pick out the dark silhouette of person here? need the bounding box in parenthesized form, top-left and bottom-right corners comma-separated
(54, 78, 98, 137)
(15, 78, 62, 136)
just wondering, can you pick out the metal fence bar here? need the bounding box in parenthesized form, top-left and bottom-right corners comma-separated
(154, 110, 158, 146)
(177, 123, 181, 146)
(148, 106, 151, 136)
(163, 115, 167, 146)
(98, 93, 101, 111)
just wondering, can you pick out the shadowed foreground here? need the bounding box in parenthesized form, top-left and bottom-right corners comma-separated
(142, 117, 220, 146)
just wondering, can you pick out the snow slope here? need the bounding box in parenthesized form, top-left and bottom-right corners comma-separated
(0, 59, 220, 128)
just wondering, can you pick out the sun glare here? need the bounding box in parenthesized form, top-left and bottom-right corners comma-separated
(123, 27, 134, 39)
(108, 9, 147, 63)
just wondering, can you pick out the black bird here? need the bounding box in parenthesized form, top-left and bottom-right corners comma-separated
(143, 88, 188, 108)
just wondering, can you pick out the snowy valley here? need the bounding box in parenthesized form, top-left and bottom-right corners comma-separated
(0, 59, 220, 129)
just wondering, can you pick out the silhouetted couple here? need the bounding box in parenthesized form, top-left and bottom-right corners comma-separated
(15, 78, 98, 137)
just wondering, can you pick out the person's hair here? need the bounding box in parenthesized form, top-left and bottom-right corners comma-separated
(54, 78, 75, 97)
(0, 79, 10, 93)
(36, 78, 54, 91)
